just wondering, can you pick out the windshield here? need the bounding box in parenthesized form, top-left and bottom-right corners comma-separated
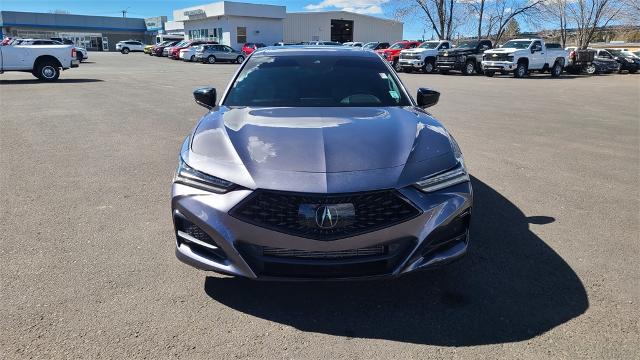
(363, 42, 377, 49)
(457, 41, 479, 49)
(418, 42, 439, 49)
(607, 49, 622, 56)
(501, 40, 532, 49)
(389, 42, 405, 50)
(224, 55, 411, 107)
(174, 41, 187, 47)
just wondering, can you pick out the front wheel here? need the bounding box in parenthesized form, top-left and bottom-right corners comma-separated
(35, 61, 60, 81)
(551, 61, 563, 77)
(484, 70, 495, 77)
(586, 64, 597, 75)
(190, 55, 195, 62)
(514, 62, 528, 78)
(207, 55, 216, 64)
(630, 68, 637, 74)
(462, 60, 475, 75)
(423, 59, 435, 73)
(394, 60, 402, 72)
(236, 55, 245, 64)
(121, 48, 130, 54)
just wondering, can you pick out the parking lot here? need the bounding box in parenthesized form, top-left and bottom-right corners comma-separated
(1, 52, 638, 359)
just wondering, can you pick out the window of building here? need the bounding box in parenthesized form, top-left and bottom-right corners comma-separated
(237, 27, 247, 44)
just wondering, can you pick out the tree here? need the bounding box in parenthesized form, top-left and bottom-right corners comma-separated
(505, 18, 521, 38)
(487, 0, 542, 45)
(541, 0, 569, 47)
(568, 0, 625, 48)
(395, 0, 460, 40)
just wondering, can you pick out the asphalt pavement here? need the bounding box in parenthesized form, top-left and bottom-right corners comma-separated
(0, 52, 638, 359)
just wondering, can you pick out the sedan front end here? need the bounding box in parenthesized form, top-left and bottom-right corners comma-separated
(172, 47, 472, 280)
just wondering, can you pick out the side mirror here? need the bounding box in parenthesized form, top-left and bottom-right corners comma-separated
(193, 87, 216, 109)
(416, 88, 440, 108)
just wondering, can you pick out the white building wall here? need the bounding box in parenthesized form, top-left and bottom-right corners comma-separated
(283, 11, 403, 44)
(182, 15, 283, 49)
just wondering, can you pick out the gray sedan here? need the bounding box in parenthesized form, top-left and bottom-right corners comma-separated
(195, 44, 245, 64)
(172, 47, 472, 280)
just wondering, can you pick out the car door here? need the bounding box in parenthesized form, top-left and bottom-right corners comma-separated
(530, 41, 545, 69)
(222, 46, 236, 61)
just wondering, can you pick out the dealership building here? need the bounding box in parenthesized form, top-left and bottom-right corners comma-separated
(0, 11, 161, 51)
(174, 1, 403, 48)
(1, 1, 403, 51)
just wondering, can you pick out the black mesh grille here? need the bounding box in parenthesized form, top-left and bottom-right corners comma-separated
(230, 189, 421, 241)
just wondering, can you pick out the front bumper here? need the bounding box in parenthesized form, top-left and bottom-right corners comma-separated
(482, 61, 517, 72)
(436, 57, 464, 71)
(172, 182, 473, 280)
(399, 59, 424, 69)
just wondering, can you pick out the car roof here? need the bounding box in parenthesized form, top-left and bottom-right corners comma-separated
(253, 46, 380, 58)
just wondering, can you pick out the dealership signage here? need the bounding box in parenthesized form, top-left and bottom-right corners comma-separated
(145, 16, 167, 31)
(184, 9, 205, 16)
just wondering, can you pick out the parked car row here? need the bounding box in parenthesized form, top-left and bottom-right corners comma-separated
(135, 37, 639, 77)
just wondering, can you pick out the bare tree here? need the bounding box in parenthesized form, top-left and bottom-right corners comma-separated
(567, 0, 625, 48)
(541, 0, 570, 47)
(486, 0, 542, 45)
(394, 0, 460, 40)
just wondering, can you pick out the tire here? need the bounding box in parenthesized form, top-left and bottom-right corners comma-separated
(462, 60, 475, 75)
(34, 61, 60, 81)
(393, 60, 402, 72)
(190, 55, 195, 62)
(236, 55, 245, 64)
(586, 64, 597, 75)
(630, 68, 637, 74)
(207, 55, 216, 64)
(76, 52, 83, 62)
(121, 48, 130, 54)
(551, 61, 563, 78)
(484, 70, 495, 77)
(514, 62, 528, 78)
(423, 59, 435, 74)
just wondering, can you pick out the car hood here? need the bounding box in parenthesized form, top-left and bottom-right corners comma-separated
(185, 106, 457, 192)
(485, 47, 519, 53)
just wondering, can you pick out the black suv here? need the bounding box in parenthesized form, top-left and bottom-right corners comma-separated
(436, 39, 492, 75)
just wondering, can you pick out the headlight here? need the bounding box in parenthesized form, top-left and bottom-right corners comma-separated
(174, 157, 236, 193)
(414, 137, 469, 193)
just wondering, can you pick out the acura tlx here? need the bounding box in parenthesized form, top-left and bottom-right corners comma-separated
(171, 46, 472, 280)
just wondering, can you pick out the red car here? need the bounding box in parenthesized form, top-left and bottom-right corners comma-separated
(169, 40, 217, 59)
(377, 41, 422, 71)
(241, 42, 266, 56)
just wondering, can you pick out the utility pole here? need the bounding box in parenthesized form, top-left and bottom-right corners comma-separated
(121, 8, 129, 18)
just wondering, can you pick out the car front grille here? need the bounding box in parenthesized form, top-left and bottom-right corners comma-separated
(400, 53, 420, 60)
(484, 54, 513, 61)
(262, 245, 386, 259)
(230, 189, 421, 241)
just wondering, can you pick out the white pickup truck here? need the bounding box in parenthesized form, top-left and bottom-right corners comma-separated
(398, 40, 452, 73)
(481, 38, 568, 78)
(0, 43, 79, 81)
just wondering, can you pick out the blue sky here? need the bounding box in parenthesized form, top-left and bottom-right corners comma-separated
(1, 0, 427, 39)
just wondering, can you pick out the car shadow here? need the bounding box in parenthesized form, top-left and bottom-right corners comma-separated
(203, 176, 588, 346)
(0, 78, 104, 84)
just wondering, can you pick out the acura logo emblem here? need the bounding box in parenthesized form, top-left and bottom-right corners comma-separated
(315, 205, 339, 229)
